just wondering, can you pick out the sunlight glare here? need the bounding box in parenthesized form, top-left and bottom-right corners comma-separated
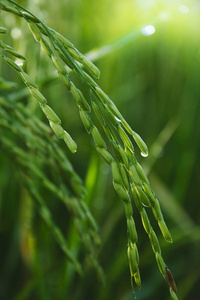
(141, 25, 156, 36)
(11, 28, 22, 39)
(179, 4, 189, 14)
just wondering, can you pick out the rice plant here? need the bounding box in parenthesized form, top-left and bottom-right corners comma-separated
(1, 1, 200, 299)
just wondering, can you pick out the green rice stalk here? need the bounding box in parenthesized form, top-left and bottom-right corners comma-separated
(0, 51, 77, 153)
(111, 160, 141, 288)
(32, 187, 83, 276)
(0, 26, 8, 34)
(0, 2, 21, 16)
(0, 40, 26, 59)
(96, 147, 113, 165)
(0, 2, 177, 297)
(40, 37, 53, 57)
(1, 53, 23, 72)
(170, 288, 178, 300)
(0, 97, 103, 278)
(130, 182, 173, 281)
(28, 22, 41, 42)
(134, 185, 151, 207)
(0, 97, 97, 235)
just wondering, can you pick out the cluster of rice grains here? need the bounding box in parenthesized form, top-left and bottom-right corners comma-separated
(0, 1, 177, 299)
(0, 93, 104, 279)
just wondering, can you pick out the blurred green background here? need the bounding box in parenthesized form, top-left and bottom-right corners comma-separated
(0, 0, 200, 299)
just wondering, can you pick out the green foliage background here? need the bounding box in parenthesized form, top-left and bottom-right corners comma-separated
(0, 0, 200, 299)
